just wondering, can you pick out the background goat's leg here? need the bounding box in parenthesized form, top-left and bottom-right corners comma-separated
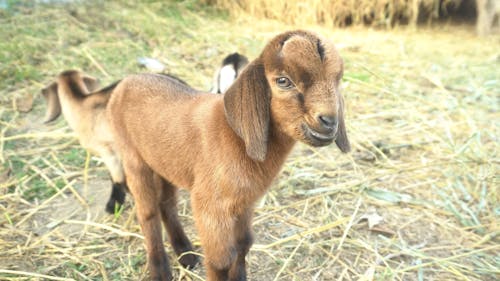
(156, 175, 198, 268)
(228, 208, 253, 281)
(101, 151, 127, 213)
(106, 182, 127, 213)
(124, 158, 172, 281)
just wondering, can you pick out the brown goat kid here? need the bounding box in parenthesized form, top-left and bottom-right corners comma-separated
(42, 71, 127, 213)
(107, 30, 350, 281)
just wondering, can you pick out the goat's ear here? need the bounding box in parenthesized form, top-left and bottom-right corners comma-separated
(335, 92, 351, 153)
(82, 75, 100, 92)
(224, 62, 270, 162)
(41, 82, 61, 123)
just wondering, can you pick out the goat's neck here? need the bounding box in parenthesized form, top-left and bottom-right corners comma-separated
(249, 122, 296, 190)
(211, 99, 295, 193)
(265, 125, 296, 169)
(57, 86, 87, 131)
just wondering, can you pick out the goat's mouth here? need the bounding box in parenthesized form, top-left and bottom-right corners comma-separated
(301, 123, 336, 147)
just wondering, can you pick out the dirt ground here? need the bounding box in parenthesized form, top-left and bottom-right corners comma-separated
(0, 1, 499, 281)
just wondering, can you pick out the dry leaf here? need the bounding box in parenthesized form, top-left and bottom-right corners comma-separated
(137, 57, 165, 73)
(0, 168, 11, 183)
(358, 266, 375, 281)
(358, 208, 396, 237)
(14, 94, 34, 113)
(359, 208, 384, 229)
(370, 225, 396, 237)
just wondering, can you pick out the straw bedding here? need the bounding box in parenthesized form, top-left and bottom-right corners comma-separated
(0, 1, 498, 280)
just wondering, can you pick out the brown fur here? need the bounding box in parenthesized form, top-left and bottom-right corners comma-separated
(41, 70, 127, 213)
(107, 30, 350, 281)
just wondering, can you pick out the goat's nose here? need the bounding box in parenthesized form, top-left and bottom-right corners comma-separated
(318, 115, 338, 130)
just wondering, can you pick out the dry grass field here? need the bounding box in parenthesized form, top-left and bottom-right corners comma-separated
(0, 1, 499, 280)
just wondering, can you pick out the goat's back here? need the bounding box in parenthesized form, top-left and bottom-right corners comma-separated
(108, 74, 229, 189)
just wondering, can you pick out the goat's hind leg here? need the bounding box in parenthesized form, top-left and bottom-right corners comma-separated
(156, 175, 199, 268)
(124, 157, 172, 281)
(101, 151, 128, 213)
(105, 181, 127, 213)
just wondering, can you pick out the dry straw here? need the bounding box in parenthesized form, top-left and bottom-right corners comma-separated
(0, 1, 498, 280)
(204, 0, 466, 27)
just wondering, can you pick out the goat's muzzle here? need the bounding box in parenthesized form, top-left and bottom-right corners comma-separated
(317, 114, 338, 132)
(302, 122, 337, 147)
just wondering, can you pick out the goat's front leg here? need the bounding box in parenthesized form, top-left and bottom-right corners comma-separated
(124, 159, 172, 281)
(192, 194, 252, 281)
(228, 208, 253, 281)
(156, 175, 198, 268)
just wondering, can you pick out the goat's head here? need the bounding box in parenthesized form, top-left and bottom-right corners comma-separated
(41, 70, 99, 123)
(224, 30, 350, 162)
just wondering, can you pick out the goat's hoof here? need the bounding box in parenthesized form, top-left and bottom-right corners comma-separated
(149, 263, 173, 281)
(105, 200, 121, 214)
(150, 274, 173, 281)
(179, 253, 199, 269)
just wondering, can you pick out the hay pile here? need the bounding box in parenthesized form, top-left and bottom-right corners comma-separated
(204, 0, 469, 27)
(0, 1, 498, 280)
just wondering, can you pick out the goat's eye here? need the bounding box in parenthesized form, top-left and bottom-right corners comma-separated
(276, 77, 294, 89)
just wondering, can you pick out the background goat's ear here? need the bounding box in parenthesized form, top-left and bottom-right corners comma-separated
(224, 62, 270, 162)
(335, 92, 351, 153)
(41, 82, 61, 123)
(82, 75, 100, 92)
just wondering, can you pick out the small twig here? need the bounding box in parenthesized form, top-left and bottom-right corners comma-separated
(64, 219, 144, 239)
(272, 236, 305, 281)
(337, 198, 362, 250)
(399, 245, 500, 273)
(15, 180, 78, 226)
(1, 132, 75, 141)
(81, 47, 111, 79)
(253, 217, 349, 250)
(0, 269, 74, 281)
(28, 164, 68, 199)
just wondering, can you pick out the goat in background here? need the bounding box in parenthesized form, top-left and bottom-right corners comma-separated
(40, 58, 242, 214)
(41, 71, 127, 213)
(107, 30, 350, 281)
(211, 52, 249, 94)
